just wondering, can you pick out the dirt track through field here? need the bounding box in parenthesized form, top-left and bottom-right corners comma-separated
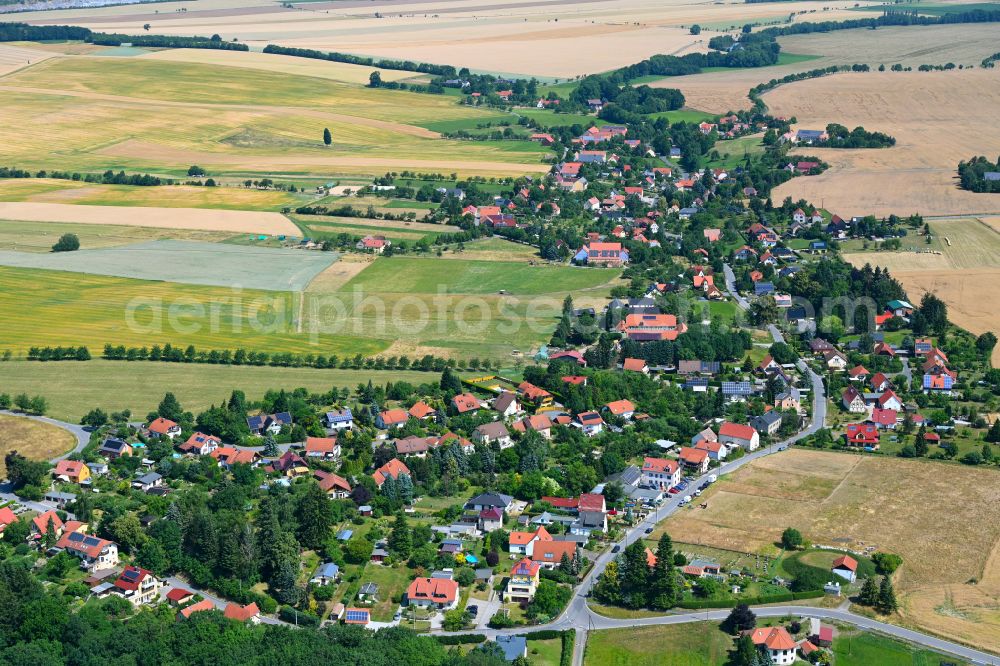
(0, 201, 298, 235)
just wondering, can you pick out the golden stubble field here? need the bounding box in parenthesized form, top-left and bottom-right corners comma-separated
(843, 217, 1000, 366)
(660, 449, 1000, 653)
(764, 68, 1000, 217)
(0, 414, 76, 474)
(21, 0, 874, 78)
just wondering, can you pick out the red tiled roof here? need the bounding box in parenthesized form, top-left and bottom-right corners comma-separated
(224, 602, 260, 622)
(373, 458, 410, 486)
(642, 457, 678, 474)
(541, 496, 579, 509)
(531, 541, 577, 564)
(452, 393, 482, 413)
(167, 587, 194, 601)
(0, 507, 16, 527)
(518, 382, 551, 401)
(305, 436, 338, 454)
(833, 555, 858, 572)
(379, 408, 410, 425)
(750, 627, 797, 650)
(578, 493, 605, 513)
(510, 526, 552, 546)
(148, 417, 178, 435)
(512, 557, 542, 577)
(32, 509, 63, 535)
(53, 459, 86, 477)
(406, 577, 458, 604)
(679, 447, 709, 464)
(179, 599, 215, 618)
(605, 399, 635, 416)
(719, 422, 755, 440)
(408, 401, 436, 419)
(622, 358, 648, 372)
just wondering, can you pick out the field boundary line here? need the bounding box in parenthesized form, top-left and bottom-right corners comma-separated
(818, 454, 864, 504)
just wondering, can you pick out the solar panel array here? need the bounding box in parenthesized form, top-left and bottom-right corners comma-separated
(345, 610, 369, 622)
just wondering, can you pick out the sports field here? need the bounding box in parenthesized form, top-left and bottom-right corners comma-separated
(0, 55, 547, 179)
(0, 413, 77, 474)
(0, 361, 439, 423)
(658, 449, 1000, 654)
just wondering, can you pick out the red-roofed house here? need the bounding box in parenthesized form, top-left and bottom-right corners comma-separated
(377, 408, 410, 429)
(373, 459, 410, 488)
(748, 627, 798, 665)
(0, 507, 17, 534)
(314, 470, 352, 498)
(576, 411, 604, 436)
(304, 436, 340, 460)
(848, 365, 870, 381)
(718, 422, 759, 451)
(179, 598, 215, 619)
(541, 496, 579, 510)
(694, 439, 727, 461)
(406, 577, 459, 609)
(179, 432, 220, 456)
(622, 357, 649, 373)
(210, 447, 259, 468)
(166, 587, 195, 605)
(451, 393, 484, 414)
(113, 566, 161, 606)
(53, 459, 90, 485)
(408, 401, 437, 421)
(604, 399, 636, 420)
(678, 447, 709, 473)
(578, 493, 606, 513)
(842, 386, 867, 413)
(869, 408, 898, 429)
(531, 541, 578, 569)
(509, 526, 552, 556)
(845, 423, 879, 449)
(56, 530, 119, 571)
(832, 555, 858, 582)
(870, 372, 891, 392)
(878, 390, 903, 412)
(224, 602, 261, 623)
(31, 509, 64, 539)
(518, 381, 553, 406)
(641, 457, 680, 489)
(512, 414, 553, 439)
(357, 236, 390, 253)
(618, 313, 687, 342)
(505, 557, 542, 602)
(147, 417, 181, 439)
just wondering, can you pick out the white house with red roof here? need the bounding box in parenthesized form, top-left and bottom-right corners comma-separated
(694, 439, 727, 461)
(357, 235, 390, 253)
(603, 399, 636, 420)
(640, 457, 680, 489)
(622, 357, 649, 373)
(179, 432, 220, 456)
(224, 602, 261, 624)
(576, 411, 604, 437)
(842, 386, 867, 413)
(845, 423, 879, 449)
(718, 422, 759, 451)
(877, 389, 903, 412)
(748, 627, 798, 665)
(147, 417, 181, 439)
(831, 555, 858, 583)
(112, 566, 161, 606)
(508, 526, 552, 557)
(304, 436, 340, 460)
(406, 577, 459, 609)
(373, 458, 410, 488)
(57, 531, 119, 571)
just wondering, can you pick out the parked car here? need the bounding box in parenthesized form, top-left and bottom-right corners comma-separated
(612, 545, 621, 553)
(644, 527, 653, 534)
(467, 605, 479, 617)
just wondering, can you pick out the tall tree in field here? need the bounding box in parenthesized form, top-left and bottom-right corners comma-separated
(878, 576, 898, 613)
(157, 392, 183, 422)
(388, 511, 412, 558)
(859, 576, 879, 606)
(51, 233, 79, 252)
(648, 532, 679, 610)
(323, 128, 332, 146)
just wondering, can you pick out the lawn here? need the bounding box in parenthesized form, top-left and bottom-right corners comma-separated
(645, 108, 717, 124)
(518, 109, 603, 128)
(848, 2, 1000, 16)
(584, 623, 734, 666)
(355, 563, 415, 622)
(833, 630, 969, 665)
(527, 638, 563, 666)
(705, 135, 765, 171)
(0, 360, 440, 422)
(0, 414, 77, 473)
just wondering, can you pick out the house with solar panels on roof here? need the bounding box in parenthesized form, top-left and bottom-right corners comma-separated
(112, 565, 161, 606)
(56, 530, 119, 571)
(246, 412, 292, 436)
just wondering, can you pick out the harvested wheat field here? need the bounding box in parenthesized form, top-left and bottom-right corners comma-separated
(843, 218, 1000, 365)
(662, 23, 1000, 114)
(0, 202, 298, 235)
(659, 449, 1000, 653)
(0, 414, 76, 474)
(18, 0, 872, 78)
(766, 69, 1000, 217)
(0, 43, 54, 76)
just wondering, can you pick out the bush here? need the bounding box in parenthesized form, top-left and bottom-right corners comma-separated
(435, 633, 487, 646)
(278, 606, 319, 627)
(872, 552, 903, 575)
(51, 233, 80, 252)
